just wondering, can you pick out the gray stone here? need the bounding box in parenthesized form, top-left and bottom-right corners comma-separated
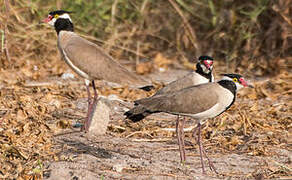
(88, 97, 110, 136)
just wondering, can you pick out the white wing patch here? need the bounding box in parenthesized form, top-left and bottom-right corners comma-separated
(61, 49, 91, 80)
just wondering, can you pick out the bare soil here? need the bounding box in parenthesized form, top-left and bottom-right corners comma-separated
(41, 69, 291, 180)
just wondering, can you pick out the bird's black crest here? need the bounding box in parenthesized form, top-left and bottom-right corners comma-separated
(221, 73, 242, 80)
(198, 55, 214, 61)
(49, 10, 73, 16)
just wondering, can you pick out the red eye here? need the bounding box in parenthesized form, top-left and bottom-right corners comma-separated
(239, 77, 248, 87)
(43, 15, 53, 23)
(203, 60, 213, 68)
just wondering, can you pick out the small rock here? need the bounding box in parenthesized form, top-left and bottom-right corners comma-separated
(88, 97, 110, 136)
(61, 72, 75, 80)
(113, 164, 125, 172)
(49, 99, 61, 109)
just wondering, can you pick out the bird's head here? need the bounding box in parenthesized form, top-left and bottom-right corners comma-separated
(221, 73, 254, 90)
(43, 10, 73, 27)
(197, 55, 214, 74)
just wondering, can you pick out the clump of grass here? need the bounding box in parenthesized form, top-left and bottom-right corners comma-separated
(1, 0, 291, 75)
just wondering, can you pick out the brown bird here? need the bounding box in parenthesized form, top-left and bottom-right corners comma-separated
(128, 55, 214, 164)
(43, 10, 153, 131)
(155, 55, 214, 96)
(125, 73, 253, 173)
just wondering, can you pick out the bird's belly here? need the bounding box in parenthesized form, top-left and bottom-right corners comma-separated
(178, 103, 222, 120)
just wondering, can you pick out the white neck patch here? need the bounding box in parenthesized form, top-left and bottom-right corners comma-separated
(48, 13, 72, 26)
(220, 76, 244, 90)
(235, 82, 244, 90)
(59, 13, 72, 22)
(199, 63, 210, 73)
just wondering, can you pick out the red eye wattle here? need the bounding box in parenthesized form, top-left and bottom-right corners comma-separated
(239, 78, 247, 87)
(203, 60, 213, 69)
(43, 15, 53, 23)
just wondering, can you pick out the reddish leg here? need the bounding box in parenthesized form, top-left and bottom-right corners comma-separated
(180, 117, 186, 162)
(83, 80, 98, 132)
(197, 123, 206, 173)
(193, 122, 218, 174)
(176, 116, 186, 163)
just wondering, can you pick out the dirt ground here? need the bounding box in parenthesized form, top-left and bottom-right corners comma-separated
(39, 69, 291, 180)
(44, 131, 291, 180)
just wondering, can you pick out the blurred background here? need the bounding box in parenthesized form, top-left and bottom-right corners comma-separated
(0, 0, 291, 80)
(0, 0, 291, 179)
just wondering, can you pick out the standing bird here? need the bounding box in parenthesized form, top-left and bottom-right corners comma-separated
(142, 55, 214, 163)
(154, 55, 214, 96)
(43, 10, 153, 132)
(125, 74, 253, 173)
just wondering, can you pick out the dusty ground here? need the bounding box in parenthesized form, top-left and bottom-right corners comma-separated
(0, 65, 291, 179)
(38, 69, 291, 180)
(44, 131, 291, 180)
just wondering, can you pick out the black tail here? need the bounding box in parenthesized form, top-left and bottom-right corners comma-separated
(124, 105, 151, 122)
(139, 85, 155, 92)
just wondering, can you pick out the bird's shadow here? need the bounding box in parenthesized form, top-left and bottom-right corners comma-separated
(56, 137, 112, 159)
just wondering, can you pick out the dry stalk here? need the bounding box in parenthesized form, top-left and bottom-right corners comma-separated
(4, 0, 11, 63)
(168, 0, 201, 55)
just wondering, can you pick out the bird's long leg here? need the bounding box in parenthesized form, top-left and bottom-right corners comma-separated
(85, 80, 99, 132)
(201, 143, 218, 174)
(92, 80, 98, 101)
(197, 123, 206, 174)
(176, 116, 182, 162)
(82, 80, 92, 131)
(193, 122, 218, 174)
(176, 115, 185, 163)
(86, 80, 92, 106)
(180, 117, 186, 162)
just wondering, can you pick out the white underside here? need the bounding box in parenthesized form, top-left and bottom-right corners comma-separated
(173, 103, 220, 120)
(171, 86, 234, 124)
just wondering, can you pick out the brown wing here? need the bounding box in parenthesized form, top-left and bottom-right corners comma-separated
(136, 83, 219, 114)
(60, 32, 149, 86)
(155, 72, 196, 95)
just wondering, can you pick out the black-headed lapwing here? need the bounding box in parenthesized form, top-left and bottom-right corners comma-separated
(43, 10, 153, 132)
(155, 55, 214, 95)
(125, 73, 253, 173)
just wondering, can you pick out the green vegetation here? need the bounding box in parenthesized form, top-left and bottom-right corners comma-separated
(1, 0, 291, 72)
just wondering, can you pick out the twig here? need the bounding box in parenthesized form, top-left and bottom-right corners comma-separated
(4, 0, 11, 62)
(131, 138, 171, 142)
(126, 131, 154, 138)
(160, 125, 197, 132)
(153, 146, 195, 152)
(111, 0, 119, 27)
(0, 29, 4, 53)
(4, 0, 10, 11)
(4, 28, 11, 62)
(168, 0, 201, 54)
(24, 80, 84, 87)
